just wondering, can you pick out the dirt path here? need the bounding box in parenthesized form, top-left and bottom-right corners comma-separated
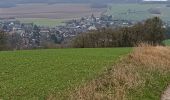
(161, 86, 170, 100)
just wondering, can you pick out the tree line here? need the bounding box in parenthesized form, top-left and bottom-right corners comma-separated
(72, 17, 166, 48)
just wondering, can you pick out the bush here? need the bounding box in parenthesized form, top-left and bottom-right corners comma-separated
(0, 31, 8, 50)
(72, 17, 165, 48)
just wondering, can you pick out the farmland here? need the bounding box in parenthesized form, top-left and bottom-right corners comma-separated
(2, 3, 170, 27)
(0, 3, 105, 19)
(70, 45, 170, 100)
(107, 4, 170, 21)
(0, 3, 105, 27)
(17, 18, 66, 27)
(0, 48, 131, 99)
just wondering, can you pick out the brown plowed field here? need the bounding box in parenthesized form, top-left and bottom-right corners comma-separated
(0, 3, 105, 19)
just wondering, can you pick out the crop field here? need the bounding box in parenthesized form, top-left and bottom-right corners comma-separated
(107, 4, 170, 21)
(0, 3, 105, 19)
(0, 48, 131, 99)
(0, 3, 105, 27)
(17, 18, 66, 27)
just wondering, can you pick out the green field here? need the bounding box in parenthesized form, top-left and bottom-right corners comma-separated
(0, 48, 131, 99)
(107, 4, 170, 21)
(18, 18, 66, 27)
(164, 39, 170, 46)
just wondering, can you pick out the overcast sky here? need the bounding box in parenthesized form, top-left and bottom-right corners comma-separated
(0, 0, 169, 4)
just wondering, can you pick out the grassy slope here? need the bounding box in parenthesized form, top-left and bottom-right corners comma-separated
(107, 4, 170, 21)
(71, 45, 170, 100)
(18, 18, 65, 27)
(0, 48, 131, 99)
(127, 46, 170, 100)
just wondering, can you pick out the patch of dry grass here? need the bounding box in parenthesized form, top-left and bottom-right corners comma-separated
(69, 44, 170, 100)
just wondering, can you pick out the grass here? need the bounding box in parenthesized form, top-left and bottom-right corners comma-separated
(107, 4, 170, 21)
(0, 48, 131, 99)
(163, 39, 170, 46)
(71, 44, 170, 100)
(17, 18, 66, 27)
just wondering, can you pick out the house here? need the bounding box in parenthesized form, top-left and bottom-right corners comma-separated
(88, 26, 97, 31)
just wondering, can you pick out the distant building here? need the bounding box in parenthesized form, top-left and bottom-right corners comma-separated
(88, 26, 97, 31)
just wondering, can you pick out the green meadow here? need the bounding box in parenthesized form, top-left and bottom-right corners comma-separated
(107, 4, 170, 21)
(0, 48, 131, 99)
(164, 39, 170, 46)
(18, 18, 65, 27)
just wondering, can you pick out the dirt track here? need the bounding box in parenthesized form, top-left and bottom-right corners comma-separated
(161, 86, 170, 100)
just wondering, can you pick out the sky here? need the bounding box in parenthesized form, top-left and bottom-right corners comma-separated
(0, 0, 169, 4)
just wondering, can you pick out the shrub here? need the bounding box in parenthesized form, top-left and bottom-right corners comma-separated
(72, 17, 165, 48)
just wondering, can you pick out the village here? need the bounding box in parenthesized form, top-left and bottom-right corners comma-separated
(0, 14, 163, 49)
